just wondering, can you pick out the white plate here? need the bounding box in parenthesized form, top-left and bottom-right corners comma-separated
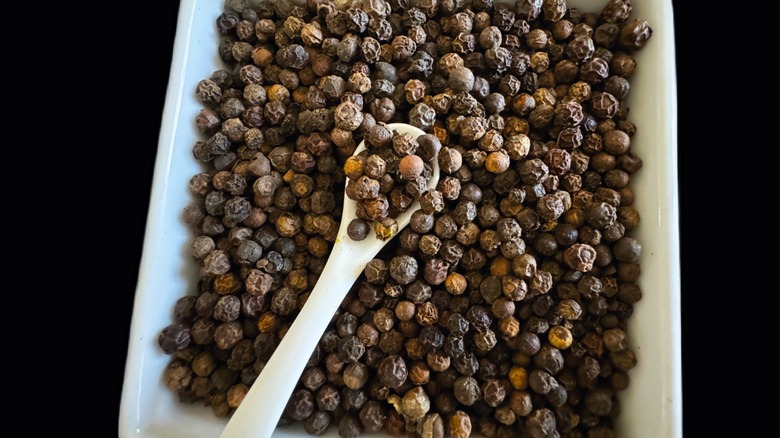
(119, 0, 680, 436)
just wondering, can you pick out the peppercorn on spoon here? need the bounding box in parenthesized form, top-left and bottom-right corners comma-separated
(221, 123, 438, 438)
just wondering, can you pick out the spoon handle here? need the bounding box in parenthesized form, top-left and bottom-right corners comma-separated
(219, 241, 371, 438)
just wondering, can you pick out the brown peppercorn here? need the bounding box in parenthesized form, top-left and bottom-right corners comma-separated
(490, 298, 515, 319)
(474, 329, 498, 352)
(620, 19, 653, 50)
(603, 129, 631, 155)
(343, 155, 365, 181)
(399, 154, 424, 180)
(448, 410, 472, 438)
(399, 386, 430, 420)
(512, 253, 537, 280)
(419, 234, 442, 256)
(275, 44, 309, 70)
(485, 151, 510, 174)
(614, 236, 642, 263)
(158, 323, 191, 354)
(438, 147, 463, 174)
(525, 28, 548, 50)
(374, 308, 396, 333)
(482, 379, 506, 407)
(548, 326, 574, 349)
(343, 362, 370, 389)
(556, 299, 583, 321)
(370, 97, 396, 122)
(551, 18, 573, 39)
(225, 382, 249, 409)
(419, 190, 445, 215)
(591, 152, 616, 174)
(586, 201, 617, 229)
(285, 389, 315, 422)
(460, 116, 488, 141)
(444, 272, 468, 295)
(393, 301, 415, 322)
(409, 361, 431, 385)
(316, 384, 340, 412)
(604, 75, 630, 102)
(334, 101, 364, 131)
(424, 258, 450, 285)
(416, 301, 439, 326)
(378, 355, 408, 389)
(563, 243, 597, 272)
(453, 376, 480, 406)
(498, 316, 520, 339)
(591, 92, 620, 120)
(347, 219, 370, 241)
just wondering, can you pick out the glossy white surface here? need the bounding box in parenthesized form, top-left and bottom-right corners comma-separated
(119, 0, 680, 436)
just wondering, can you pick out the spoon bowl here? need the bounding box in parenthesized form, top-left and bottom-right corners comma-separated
(220, 123, 438, 438)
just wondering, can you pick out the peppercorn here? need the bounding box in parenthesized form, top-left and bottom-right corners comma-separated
(343, 362, 370, 389)
(158, 323, 191, 354)
(448, 410, 472, 438)
(337, 414, 362, 438)
(301, 410, 330, 435)
(314, 384, 340, 412)
(334, 101, 364, 131)
(619, 19, 653, 50)
(564, 243, 597, 272)
(378, 355, 408, 389)
(346, 219, 370, 241)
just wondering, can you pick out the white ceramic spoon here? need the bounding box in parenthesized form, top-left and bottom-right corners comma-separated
(220, 123, 439, 438)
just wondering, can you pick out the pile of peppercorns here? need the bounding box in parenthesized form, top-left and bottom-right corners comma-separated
(159, 0, 651, 436)
(345, 127, 442, 240)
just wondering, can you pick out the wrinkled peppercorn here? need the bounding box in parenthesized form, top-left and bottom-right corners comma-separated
(378, 355, 408, 389)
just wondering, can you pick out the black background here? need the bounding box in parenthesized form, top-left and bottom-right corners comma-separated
(103, 1, 778, 436)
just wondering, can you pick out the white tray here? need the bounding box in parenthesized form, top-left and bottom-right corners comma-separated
(119, 0, 680, 436)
